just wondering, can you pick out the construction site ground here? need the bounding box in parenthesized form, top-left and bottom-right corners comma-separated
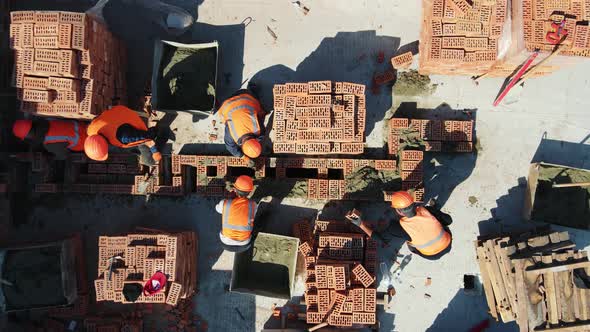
(4, 0, 590, 331)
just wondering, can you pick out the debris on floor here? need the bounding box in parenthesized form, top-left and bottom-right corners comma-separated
(392, 70, 436, 96)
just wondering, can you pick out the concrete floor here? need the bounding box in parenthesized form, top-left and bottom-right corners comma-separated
(5, 0, 590, 331)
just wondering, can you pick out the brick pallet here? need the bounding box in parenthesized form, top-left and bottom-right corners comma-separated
(9, 11, 127, 119)
(520, 0, 590, 58)
(475, 227, 590, 331)
(293, 220, 379, 328)
(95, 230, 197, 305)
(419, 0, 508, 75)
(272, 81, 366, 155)
(388, 117, 474, 155)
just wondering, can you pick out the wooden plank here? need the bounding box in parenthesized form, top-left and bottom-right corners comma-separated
(526, 261, 590, 275)
(556, 252, 575, 323)
(483, 240, 515, 321)
(509, 241, 575, 259)
(475, 243, 498, 320)
(494, 238, 519, 317)
(513, 259, 529, 332)
(534, 321, 590, 331)
(542, 255, 559, 325)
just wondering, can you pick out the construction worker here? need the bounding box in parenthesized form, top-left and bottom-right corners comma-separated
(218, 89, 265, 168)
(84, 105, 161, 166)
(12, 118, 88, 160)
(214, 175, 258, 252)
(346, 191, 452, 260)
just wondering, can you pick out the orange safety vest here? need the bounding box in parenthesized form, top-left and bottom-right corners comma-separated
(87, 106, 149, 148)
(399, 206, 451, 256)
(218, 93, 262, 143)
(221, 197, 257, 242)
(44, 119, 88, 151)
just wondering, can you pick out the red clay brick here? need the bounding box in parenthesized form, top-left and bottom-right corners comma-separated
(352, 264, 375, 287)
(364, 288, 376, 312)
(353, 312, 376, 324)
(401, 150, 423, 161)
(33, 36, 59, 48)
(306, 312, 324, 324)
(22, 89, 52, 103)
(23, 76, 48, 90)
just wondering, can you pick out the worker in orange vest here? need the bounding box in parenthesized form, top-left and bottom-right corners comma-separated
(218, 89, 266, 168)
(12, 118, 88, 160)
(346, 191, 452, 260)
(84, 105, 161, 166)
(215, 175, 258, 252)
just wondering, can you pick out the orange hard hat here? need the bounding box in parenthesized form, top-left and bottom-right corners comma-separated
(84, 135, 109, 161)
(242, 138, 262, 159)
(391, 191, 414, 209)
(12, 120, 32, 140)
(234, 175, 254, 192)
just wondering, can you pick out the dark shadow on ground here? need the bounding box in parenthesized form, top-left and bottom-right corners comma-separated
(426, 289, 518, 332)
(251, 31, 400, 137)
(391, 102, 479, 209)
(531, 136, 590, 169)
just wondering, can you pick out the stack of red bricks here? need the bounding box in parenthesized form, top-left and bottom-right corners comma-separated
(9, 11, 127, 119)
(382, 149, 426, 202)
(94, 231, 197, 305)
(388, 117, 474, 155)
(272, 81, 366, 155)
(521, 0, 590, 57)
(294, 220, 378, 328)
(418, 0, 508, 75)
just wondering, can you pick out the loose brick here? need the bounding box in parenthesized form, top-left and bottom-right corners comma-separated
(352, 264, 375, 288)
(352, 288, 365, 312)
(353, 312, 376, 324)
(23, 76, 48, 90)
(318, 289, 330, 313)
(306, 312, 324, 324)
(32, 61, 60, 76)
(22, 89, 52, 103)
(308, 80, 332, 94)
(11, 11, 36, 24)
(391, 51, 414, 69)
(48, 77, 79, 91)
(59, 12, 85, 25)
(364, 288, 376, 312)
(401, 150, 423, 161)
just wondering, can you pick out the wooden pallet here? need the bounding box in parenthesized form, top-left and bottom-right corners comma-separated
(475, 229, 590, 331)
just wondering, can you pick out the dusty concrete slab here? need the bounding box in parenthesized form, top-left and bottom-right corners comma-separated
(5, 0, 590, 331)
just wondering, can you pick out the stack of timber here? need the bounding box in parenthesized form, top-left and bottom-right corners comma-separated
(475, 226, 590, 331)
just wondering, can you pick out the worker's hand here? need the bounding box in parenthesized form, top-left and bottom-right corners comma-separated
(345, 209, 362, 227)
(242, 156, 256, 168)
(152, 151, 162, 163)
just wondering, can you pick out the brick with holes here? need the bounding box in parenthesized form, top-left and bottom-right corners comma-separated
(401, 150, 423, 161)
(308, 80, 332, 94)
(318, 289, 331, 313)
(352, 264, 375, 287)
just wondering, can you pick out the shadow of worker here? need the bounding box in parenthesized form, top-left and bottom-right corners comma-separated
(250, 30, 400, 137)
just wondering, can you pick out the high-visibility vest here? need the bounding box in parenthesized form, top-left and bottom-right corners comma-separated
(400, 206, 451, 256)
(87, 105, 149, 148)
(218, 93, 262, 144)
(221, 197, 257, 242)
(43, 119, 88, 151)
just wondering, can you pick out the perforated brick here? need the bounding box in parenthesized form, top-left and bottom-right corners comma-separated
(33, 61, 60, 76)
(94, 279, 105, 301)
(11, 11, 36, 24)
(328, 314, 353, 327)
(33, 36, 59, 48)
(23, 76, 48, 90)
(364, 288, 376, 312)
(285, 82, 308, 95)
(308, 81, 332, 94)
(333, 266, 346, 291)
(273, 84, 286, 96)
(306, 312, 324, 324)
(353, 312, 376, 324)
(401, 160, 423, 171)
(273, 143, 297, 154)
(34, 24, 59, 36)
(318, 289, 330, 313)
(351, 288, 364, 312)
(71, 24, 85, 50)
(401, 150, 423, 161)
(299, 241, 312, 256)
(22, 89, 51, 103)
(352, 264, 375, 287)
(48, 77, 79, 91)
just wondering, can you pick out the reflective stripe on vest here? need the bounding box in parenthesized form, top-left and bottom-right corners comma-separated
(44, 120, 79, 149)
(412, 228, 446, 249)
(219, 95, 261, 143)
(222, 198, 255, 232)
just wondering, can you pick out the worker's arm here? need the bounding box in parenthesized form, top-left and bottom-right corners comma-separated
(144, 140, 161, 162)
(215, 200, 225, 214)
(224, 125, 244, 158)
(346, 210, 411, 243)
(43, 142, 70, 160)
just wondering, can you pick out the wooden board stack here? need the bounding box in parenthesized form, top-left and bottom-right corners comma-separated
(419, 0, 508, 75)
(475, 226, 590, 331)
(9, 11, 127, 119)
(521, 0, 590, 57)
(95, 230, 197, 305)
(272, 81, 366, 155)
(293, 220, 379, 328)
